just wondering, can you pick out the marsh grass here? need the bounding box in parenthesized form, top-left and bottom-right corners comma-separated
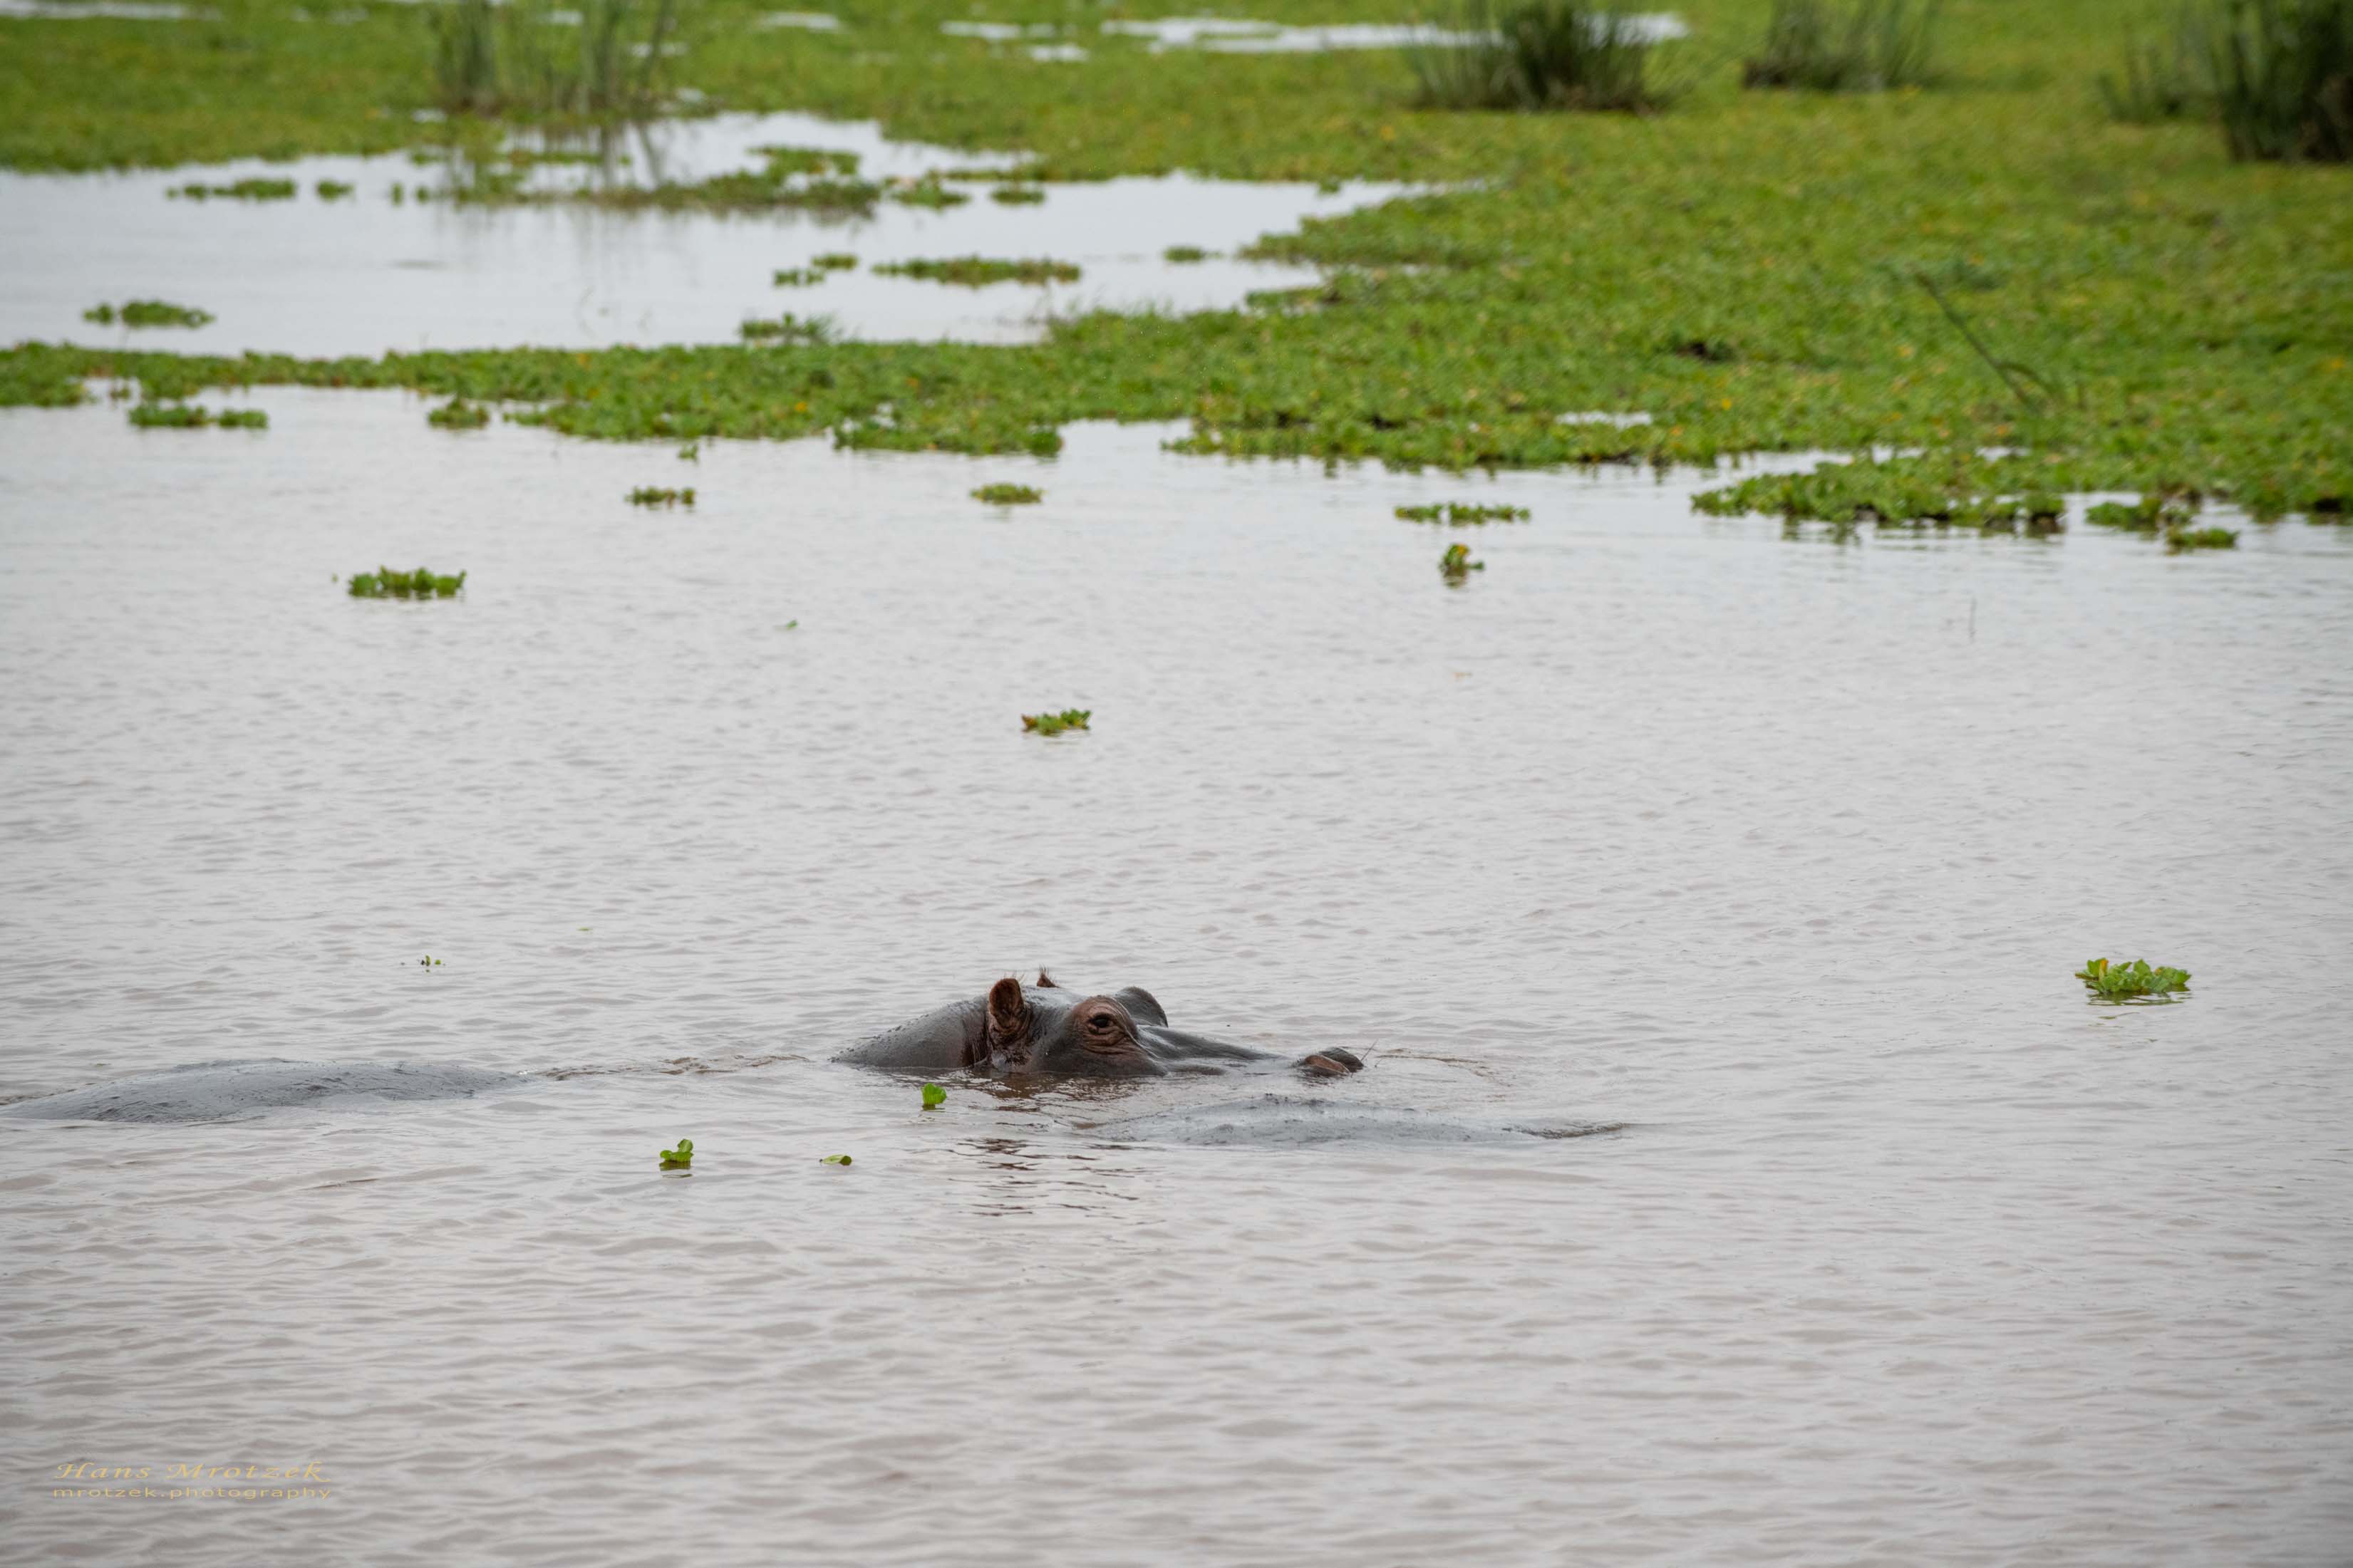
(1744, 0, 1942, 91)
(876, 257, 1082, 287)
(2210, 0, 2353, 160)
(348, 566, 465, 598)
(430, 0, 683, 119)
(1410, 1, 1671, 113)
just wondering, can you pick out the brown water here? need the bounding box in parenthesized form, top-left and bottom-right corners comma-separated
(2, 391, 2349, 1564)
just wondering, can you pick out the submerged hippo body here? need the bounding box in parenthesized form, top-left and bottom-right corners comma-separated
(838, 974, 1363, 1079)
(5, 1059, 524, 1123)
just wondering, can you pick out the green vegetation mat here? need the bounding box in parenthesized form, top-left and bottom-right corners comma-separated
(3, 0, 2349, 512)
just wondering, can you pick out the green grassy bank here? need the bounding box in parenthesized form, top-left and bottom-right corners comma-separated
(3, 0, 2348, 512)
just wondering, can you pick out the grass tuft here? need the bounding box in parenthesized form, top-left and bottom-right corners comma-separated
(1743, 0, 1942, 91)
(2210, 0, 2353, 161)
(1410, 1, 1672, 113)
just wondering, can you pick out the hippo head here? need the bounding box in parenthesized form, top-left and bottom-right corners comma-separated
(983, 975, 1168, 1076)
(975, 973, 1362, 1079)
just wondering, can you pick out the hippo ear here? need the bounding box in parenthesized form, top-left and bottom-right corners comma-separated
(1035, 970, 1059, 988)
(987, 977, 1028, 1043)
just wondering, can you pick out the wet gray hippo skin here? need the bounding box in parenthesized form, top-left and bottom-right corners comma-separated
(4, 1059, 522, 1123)
(838, 973, 1365, 1079)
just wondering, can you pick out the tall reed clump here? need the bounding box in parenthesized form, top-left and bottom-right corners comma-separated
(1410, 1, 1670, 112)
(1742, 0, 1940, 91)
(430, 0, 684, 119)
(2208, 0, 2353, 160)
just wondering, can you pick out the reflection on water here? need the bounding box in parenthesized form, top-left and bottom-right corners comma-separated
(1, 395, 2349, 1563)
(0, 111, 1412, 353)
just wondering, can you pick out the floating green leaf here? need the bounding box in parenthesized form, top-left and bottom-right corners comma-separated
(659, 1138, 694, 1168)
(2077, 957, 2191, 999)
(820, 1153, 852, 1165)
(1023, 708, 1091, 735)
(921, 1082, 946, 1109)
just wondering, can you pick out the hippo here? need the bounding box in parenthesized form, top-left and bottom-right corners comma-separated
(4, 1059, 524, 1123)
(837, 973, 1364, 1079)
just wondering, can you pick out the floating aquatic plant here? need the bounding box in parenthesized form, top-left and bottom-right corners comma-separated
(659, 1138, 694, 1168)
(316, 179, 354, 200)
(128, 401, 263, 428)
(626, 485, 695, 506)
(348, 566, 466, 598)
(922, 1082, 946, 1108)
(1396, 501, 1531, 524)
(753, 144, 862, 176)
(2085, 494, 2200, 531)
(1023, 709, 1091, 734)
(2166, 523, 2240, 550)
(990, 184, 1046, 204)
(1440, 542, 1486, 578)
(419, 955, 443, 966)
(86, 301, 214, 329)
(1163, 244, 1209, 263)
(772, 267, 824, 287)
(812, 252, 859, 271)
(2077, 957, 2191, 998)
(820, 1153, 852, 1165)
(887, 175, 969, 209)
(169, 177, 297, 201)
(876, 257, 1082, 287)
(739, 313, 835, 344)
(428, 398, 490, 429)
(973, 482, 1043, 504)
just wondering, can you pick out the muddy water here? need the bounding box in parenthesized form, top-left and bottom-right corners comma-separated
(0, 111, 1410, 352)
(1, 393, 2349, 1564)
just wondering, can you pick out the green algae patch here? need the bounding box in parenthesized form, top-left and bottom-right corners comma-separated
(876, 257, 1082, 287)
(428, 398, 491, 430)
(627, 485, 695, 507)
(1023, 709, 1090, 734)
(87, 301, 214, 329)
(973, 482, 1043, 504)
(658, 1138, 694, 1169)
(2077, 957, 2191, 1000)
(1397, 501, 1531, 524)
(348, 566, 466, 599)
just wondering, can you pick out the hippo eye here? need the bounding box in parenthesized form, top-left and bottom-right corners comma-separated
(1087, 1013, 1118, 1034)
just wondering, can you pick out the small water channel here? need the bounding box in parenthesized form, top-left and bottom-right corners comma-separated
(1, 110, 1413, 353)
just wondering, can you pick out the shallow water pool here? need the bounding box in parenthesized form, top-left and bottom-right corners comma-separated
(1, 393, 2349, 1563)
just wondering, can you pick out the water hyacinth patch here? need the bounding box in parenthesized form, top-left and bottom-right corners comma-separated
(812, 253, 859, 271)
(128, 402, 263, 428)
(973, 483, 1043, 504)
(739, 313, 834, 345)
(2077, 957, 2191, 999)
(2166, 523, 2239, 551)
(922, 1083, 946, 1108)
(316, 180, 355, 200)
(1023, 709, 1090, 734)
(348, 566, 466, 599)
(627, 486, 695, 507)
(1164, 245, 1210, 263)
(86, 301, 214, 329)
(428, 398, 491, 429)
(772, 267, 824, 287)
(1396, 501, 1531, 524)
(658, 1138, 694, 1168)
(1440, 542, 1486, 579)
(875, 257, 1082, 287)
